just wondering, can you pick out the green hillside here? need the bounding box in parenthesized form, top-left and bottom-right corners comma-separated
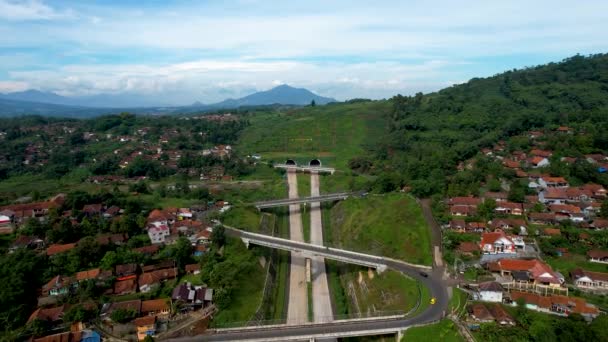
(359, 54, 608, 196)
(236, 100, 390, 169)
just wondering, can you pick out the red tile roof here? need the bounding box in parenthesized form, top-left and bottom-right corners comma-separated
(141, 298, 170, 314)
(76, 268, 101, 281)
(28, 304, 67, 323)
(46, 243, 76, 256)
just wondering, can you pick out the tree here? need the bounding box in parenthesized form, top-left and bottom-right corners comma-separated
(110, 308, 138, 323)
(211, 225, 226, 248)
(171, 237, 193, 271)
(477, 199, 497, 219)
(600, 199, 608, 218)
(310, 99, 316, 107)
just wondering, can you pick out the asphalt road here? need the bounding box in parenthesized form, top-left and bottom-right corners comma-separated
(286, 170, 308, 325)
(196, 229, 449, 341)
(174, 264, 447, 341)
(309, 171, 334, 324)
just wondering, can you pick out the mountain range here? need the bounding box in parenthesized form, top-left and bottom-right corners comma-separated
(0, 85, 336, 117)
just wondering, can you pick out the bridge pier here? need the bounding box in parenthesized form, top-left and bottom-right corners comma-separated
(396, 329, 404, 341)
(242, 237, 250, 248)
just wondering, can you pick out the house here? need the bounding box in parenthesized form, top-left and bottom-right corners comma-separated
(172, 283, 213, 308)
(487, 259, 561, 287)
(102, 300, 141, 318)
(503, 160, 521, 169)
(134, 245, 160, 256)
(185, 264, 201, 275)
(114, 278, 137, 295)
(587, 250, 608, 263)
(530, 149, 553, 158)
(457, 242, 481, 256)
(450, 205, 476, 217)
(529, 156, 550, 168)
(95, 233, 127, 246)
(194, 229, 212, 244)
(46, 243, 77, 256)
(539, 188, 567, 205)
(148, 223, 170, 244)
(468, 303, 494, 323)
(115, 263, 138, 279)
(147, 209, 174, 226)
(448, 197, 482, 207)
(449, 219, 466, 232)
(528, 212, 556, 225)
(565, 187, 593, 202)
(510, 291, 599, 318)
(582, 183, 607, 199)
(28, 304, 67, 325)
(477, 281, 504, 302)
(141, 298, 170, 316)
(193, 245, 208, 257)
(138, 268, 178, 293)
(592, 219, 608, 230)
(75, 268, 102, 282)
(490, 219, 527, 232)
(10, 235, 44, 252)
(142, 260, 175, 272)
(104, 205, 122, 218)
(479, 231, 517, 254)
(134, 316, 157, 341)
(571, 268, 608, 291)
(542, 228, 561, 237)
(494, 202, 524, 216)
(82, 204, 103, 216)
(42, 275, 76, 296)
(483, 192, 508, 202)
(538, 176, 569, 188)
(487, 304, 515, 325)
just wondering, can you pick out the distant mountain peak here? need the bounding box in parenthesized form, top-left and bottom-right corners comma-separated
(208, 84, 336, 108)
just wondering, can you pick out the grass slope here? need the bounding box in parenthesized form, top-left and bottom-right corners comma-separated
(329, 193, 432, 265)
(401, 319, 464, 342)
(237, 101, 389, 170)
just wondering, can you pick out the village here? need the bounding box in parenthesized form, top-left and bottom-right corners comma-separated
(438, 126, 608, 333)
(0, 191, 231, 341)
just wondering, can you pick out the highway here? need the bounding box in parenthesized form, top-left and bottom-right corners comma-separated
(172, 263, 447, 341)
(178, 228, 448, 341)
(254, 192, 357, 209)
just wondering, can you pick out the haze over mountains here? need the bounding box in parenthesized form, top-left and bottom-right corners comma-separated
(0, 85, 336, 117)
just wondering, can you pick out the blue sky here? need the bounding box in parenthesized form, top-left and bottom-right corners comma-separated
(1, 0, 607, 105)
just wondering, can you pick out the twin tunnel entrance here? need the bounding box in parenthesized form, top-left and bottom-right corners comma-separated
(286, 159, 322, 167)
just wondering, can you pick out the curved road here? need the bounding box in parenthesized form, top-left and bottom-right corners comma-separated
(173, 233, 448, 341)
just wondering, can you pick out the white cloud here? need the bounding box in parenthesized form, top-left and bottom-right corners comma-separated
(1, 1, 608, 102)
(0, 0, 74, 21)
(0, 80, 29, 92)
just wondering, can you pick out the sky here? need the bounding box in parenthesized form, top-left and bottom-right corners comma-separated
(1, 0, 607, 105)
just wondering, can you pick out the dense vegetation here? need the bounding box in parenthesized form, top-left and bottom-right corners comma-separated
(353, 54, 608, 196)
(474, 303, 608, 342)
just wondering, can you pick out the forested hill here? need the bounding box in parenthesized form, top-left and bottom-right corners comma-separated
(358, 54, 608, 196)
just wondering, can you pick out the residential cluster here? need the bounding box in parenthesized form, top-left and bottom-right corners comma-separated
(442, 126, 608, 329)
(0, 193, 221, 340)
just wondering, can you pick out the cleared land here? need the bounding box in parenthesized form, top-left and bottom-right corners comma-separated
(329, 193, 433, 265)
(236, 101, 390, 170)
(340, 269, 421, 314)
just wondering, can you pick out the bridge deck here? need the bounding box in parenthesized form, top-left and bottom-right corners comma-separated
(254, 192, 355, 209)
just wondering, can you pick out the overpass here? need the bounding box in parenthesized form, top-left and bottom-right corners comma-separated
(182, 315, 441, 341)
(253, 192, 359, 209)
(274, 164, 336, 174)
(225, 227, 432, 273)
(171, 228, 447, 341)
